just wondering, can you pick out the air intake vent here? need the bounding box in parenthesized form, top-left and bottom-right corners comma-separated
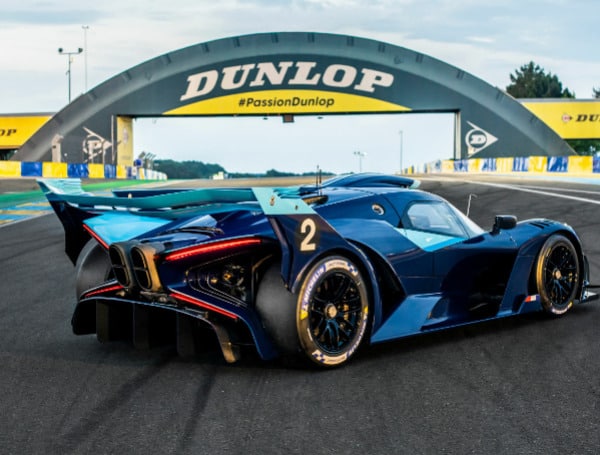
(529, 220, 553, 229)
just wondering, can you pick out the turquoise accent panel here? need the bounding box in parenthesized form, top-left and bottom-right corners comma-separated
(253, 187, 315, 215)
(85, 213, 172, 244)
(396, 228, 464, 252)
(371, 294, 441, 343)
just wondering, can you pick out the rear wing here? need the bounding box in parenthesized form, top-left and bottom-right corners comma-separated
(39, 179, 384, 279)
(38, 179, 256, 212)
(38, 179, 262, 264)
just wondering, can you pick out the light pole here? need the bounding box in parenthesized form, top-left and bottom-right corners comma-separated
(399, 130, 404, 174)
(82, 25, 89, 92)
(353, 150, 366, 172)
(58, 47, 83, 103)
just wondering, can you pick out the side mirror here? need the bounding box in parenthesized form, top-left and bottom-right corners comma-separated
(492, 215, 517, 235)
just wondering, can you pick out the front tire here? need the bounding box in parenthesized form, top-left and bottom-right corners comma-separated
(535, 235, 580, 315)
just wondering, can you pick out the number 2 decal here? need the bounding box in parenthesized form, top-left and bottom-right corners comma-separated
(299, 218, 317, 252)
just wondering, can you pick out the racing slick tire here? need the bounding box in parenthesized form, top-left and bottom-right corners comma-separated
(256, 256, 370, 368)
(75, 239, 113, 300)
(535, 234, 580, 316)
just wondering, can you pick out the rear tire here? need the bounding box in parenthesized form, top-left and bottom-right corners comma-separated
(255, 263, 300, 357)
(75, 239, 113, 299)
(256, 256, 370, 367)
(535, 235, 580, 315)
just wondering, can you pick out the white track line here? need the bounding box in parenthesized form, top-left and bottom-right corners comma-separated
(465, 180, 600, 205)
(516, 185, 600, 196)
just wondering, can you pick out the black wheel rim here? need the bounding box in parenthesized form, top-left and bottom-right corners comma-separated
(308, 271, 363, 354)
(544, 243, 578, 306)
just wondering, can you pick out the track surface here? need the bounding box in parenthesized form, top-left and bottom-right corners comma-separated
(1, 176, 599, 454)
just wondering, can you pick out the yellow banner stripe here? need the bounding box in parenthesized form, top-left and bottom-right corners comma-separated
(0, 115, 51, 148)
(165, 90, 411, 115)
(523, 101, 600, 139)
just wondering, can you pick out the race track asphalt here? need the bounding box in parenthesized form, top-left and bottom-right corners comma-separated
(1, 176, 599, 454)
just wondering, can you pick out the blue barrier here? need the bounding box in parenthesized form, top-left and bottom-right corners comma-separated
(512, 157, 529, 172)
(594, 157, 600, 173)
(430, 160, 442, 173)
(481, 158, 496, 172)
(104, 165, 116, 179)
(454, 160, 468, 172)
(67, 163, 89, 178)
(547, 156, 568, 172)
(21, 162, 43, 177)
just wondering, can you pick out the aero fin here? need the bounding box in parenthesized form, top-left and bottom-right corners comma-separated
(38, 178, 89, 196)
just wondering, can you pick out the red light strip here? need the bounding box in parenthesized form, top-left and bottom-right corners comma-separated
(83, 224, 109, 250)
(164, 238, 261, 262)
(83, 283, 123, 298)
(170, 290, 238, 320)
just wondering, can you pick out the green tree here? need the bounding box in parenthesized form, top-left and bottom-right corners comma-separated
(153, 159, 225, 179)
(506, 61, 574, 98)
(593, 87, 600, 98)
(566, 139, 600, 156)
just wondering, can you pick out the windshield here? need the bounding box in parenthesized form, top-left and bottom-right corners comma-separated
(402, 200, 484, 238)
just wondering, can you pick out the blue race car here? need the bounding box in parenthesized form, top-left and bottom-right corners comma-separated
(39, 174, 595, 367)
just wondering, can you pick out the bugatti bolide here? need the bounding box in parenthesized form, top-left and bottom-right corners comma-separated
(39, 174, 595, 367)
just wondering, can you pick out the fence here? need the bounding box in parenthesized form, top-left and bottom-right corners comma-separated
(407, 156, 600, 176)
(0, 161, 167, 180)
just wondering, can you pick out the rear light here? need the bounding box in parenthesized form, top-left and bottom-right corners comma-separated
(170, 290, 238, 320)
(164, 238, 261, 262)
(82, 283, 123, 299)
(83, 224, 108, 250)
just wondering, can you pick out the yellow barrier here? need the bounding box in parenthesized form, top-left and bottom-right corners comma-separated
(468, 158, 482, 172)
(567, 156, 593, 173)
(88, 164, 105, 179)
(495, 157, 513, 173)
(528, 156, 547, 173)
(116, 165, 128, 179)
(441, 160, 454, 173)
(0, 161, 22, 177)
(42, 162, 68, 178)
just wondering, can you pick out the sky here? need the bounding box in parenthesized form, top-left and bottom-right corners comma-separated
(1, 0, 598, 174)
